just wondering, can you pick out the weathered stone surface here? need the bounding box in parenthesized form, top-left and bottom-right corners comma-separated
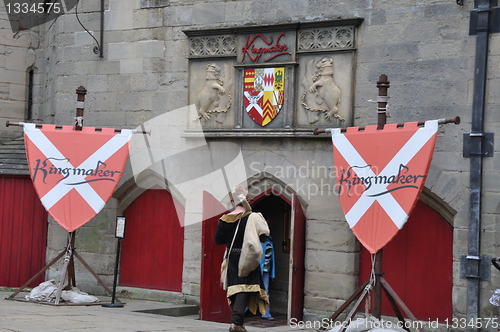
(306, 219, 356, 252)
(141, 0, 170, 9)
(305, 271, 357, 300)
(1, 0, 499, 322)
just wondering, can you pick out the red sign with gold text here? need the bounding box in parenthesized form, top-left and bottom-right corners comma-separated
(238, 32, 294, 64)
(241, 33, 291, 63)
(23, 123, 132, 232)
(331, 121, 438, 254)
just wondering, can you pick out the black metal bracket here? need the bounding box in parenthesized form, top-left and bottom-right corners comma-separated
(463, 132, 494, 157)
(492, 257, 500, 271)
(470, 4, 500, 35)
(474, 0, 499, 7)
(460, 254, 491, 280)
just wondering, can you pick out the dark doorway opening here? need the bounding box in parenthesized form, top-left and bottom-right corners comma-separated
(252, 194, 291, 316)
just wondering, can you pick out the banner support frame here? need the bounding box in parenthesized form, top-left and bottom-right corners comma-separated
(6, 231, 119, 306)
(315, 75, 460, 330)
(5, 86, 127, 306)
(316, 74, 439, 332)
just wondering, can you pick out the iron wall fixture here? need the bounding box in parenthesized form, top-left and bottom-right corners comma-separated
(463, 132, 494, 157)
(463, 0, 497, 330)
(470, 6, 500, 34)
(460, 254, 491, 281)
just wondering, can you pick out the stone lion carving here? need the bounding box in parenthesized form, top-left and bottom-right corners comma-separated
(196, 63, 229, 122)
(302, 57, 344, 123)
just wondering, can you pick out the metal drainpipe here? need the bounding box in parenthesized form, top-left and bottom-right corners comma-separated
(466, 0, 491, 330)
(100, 0, 104, 58)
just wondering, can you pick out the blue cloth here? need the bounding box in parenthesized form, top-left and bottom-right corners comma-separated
(260, 236, 275, 278)
(261, 271, 272, 318)
(260, 237, 275, 318)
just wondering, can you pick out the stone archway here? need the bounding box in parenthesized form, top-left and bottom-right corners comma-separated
(113, 171, 186, 292)
(421, 163, 466, 226)
(243, 148, 331, 208)
(114, 169, 185, 215)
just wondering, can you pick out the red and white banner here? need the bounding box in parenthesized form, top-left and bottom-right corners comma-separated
(331, 120, 438, 254)
(23, 123, 132, 232)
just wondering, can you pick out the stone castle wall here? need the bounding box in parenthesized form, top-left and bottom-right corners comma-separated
(1, 0, 499, 325)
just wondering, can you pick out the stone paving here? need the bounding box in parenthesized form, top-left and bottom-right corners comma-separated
(0, 291, 316, 332)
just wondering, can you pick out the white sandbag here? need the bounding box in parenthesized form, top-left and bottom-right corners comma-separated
(61, 287, 99, 304)
(25, 280, 58, 302)
(25, 281, 99, 304)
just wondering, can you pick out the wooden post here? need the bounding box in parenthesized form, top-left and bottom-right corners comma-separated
(75, 86, 87, 131)
(373, 74, 390, 319)
(66, 232, 77, 290)
(50, 88, 90, 304)
(64, 86, 86, 292)
(376, 74, 390, 130)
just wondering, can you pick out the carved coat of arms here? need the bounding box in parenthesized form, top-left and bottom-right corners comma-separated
(244, 68, 285, 126)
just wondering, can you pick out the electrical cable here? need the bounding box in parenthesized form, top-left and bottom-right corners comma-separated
(75, 0, 100, 54)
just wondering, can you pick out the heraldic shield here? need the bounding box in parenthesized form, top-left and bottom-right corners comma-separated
(331, 120, 438, 254)
(23, 123, 132, 232)
(244, 67, 285, 126)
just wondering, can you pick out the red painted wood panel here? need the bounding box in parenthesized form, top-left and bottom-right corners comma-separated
(290, 193, 306, 321)
(0, 176, 48, 288)
(119, 189, 184, 292)
(200, 191, 230, 323)
(359, 200, 453, 322)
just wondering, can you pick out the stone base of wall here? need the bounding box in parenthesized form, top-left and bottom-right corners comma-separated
(115, 286, 190, 304)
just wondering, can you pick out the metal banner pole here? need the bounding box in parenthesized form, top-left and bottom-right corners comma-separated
(103, 216, 126, 308)
(372, 74, 390, 318)
(102, 238, 124, 308)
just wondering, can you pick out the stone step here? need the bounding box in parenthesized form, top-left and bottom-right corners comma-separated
(135, 305, 199, 317)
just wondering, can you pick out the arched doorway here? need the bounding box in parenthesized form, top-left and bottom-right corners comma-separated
(119, 189, 184, 292)
(199, 190, 305, 322)
(358, 200, 453, 322)
(252, 194, 291, 316)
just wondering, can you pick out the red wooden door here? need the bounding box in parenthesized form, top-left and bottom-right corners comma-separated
(289, 193, 306, 321)
(119, 189, 184, 291)
(359, 200, 453, 322)
(200, 191, 231, 322)
(0, 176, 48, 287)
